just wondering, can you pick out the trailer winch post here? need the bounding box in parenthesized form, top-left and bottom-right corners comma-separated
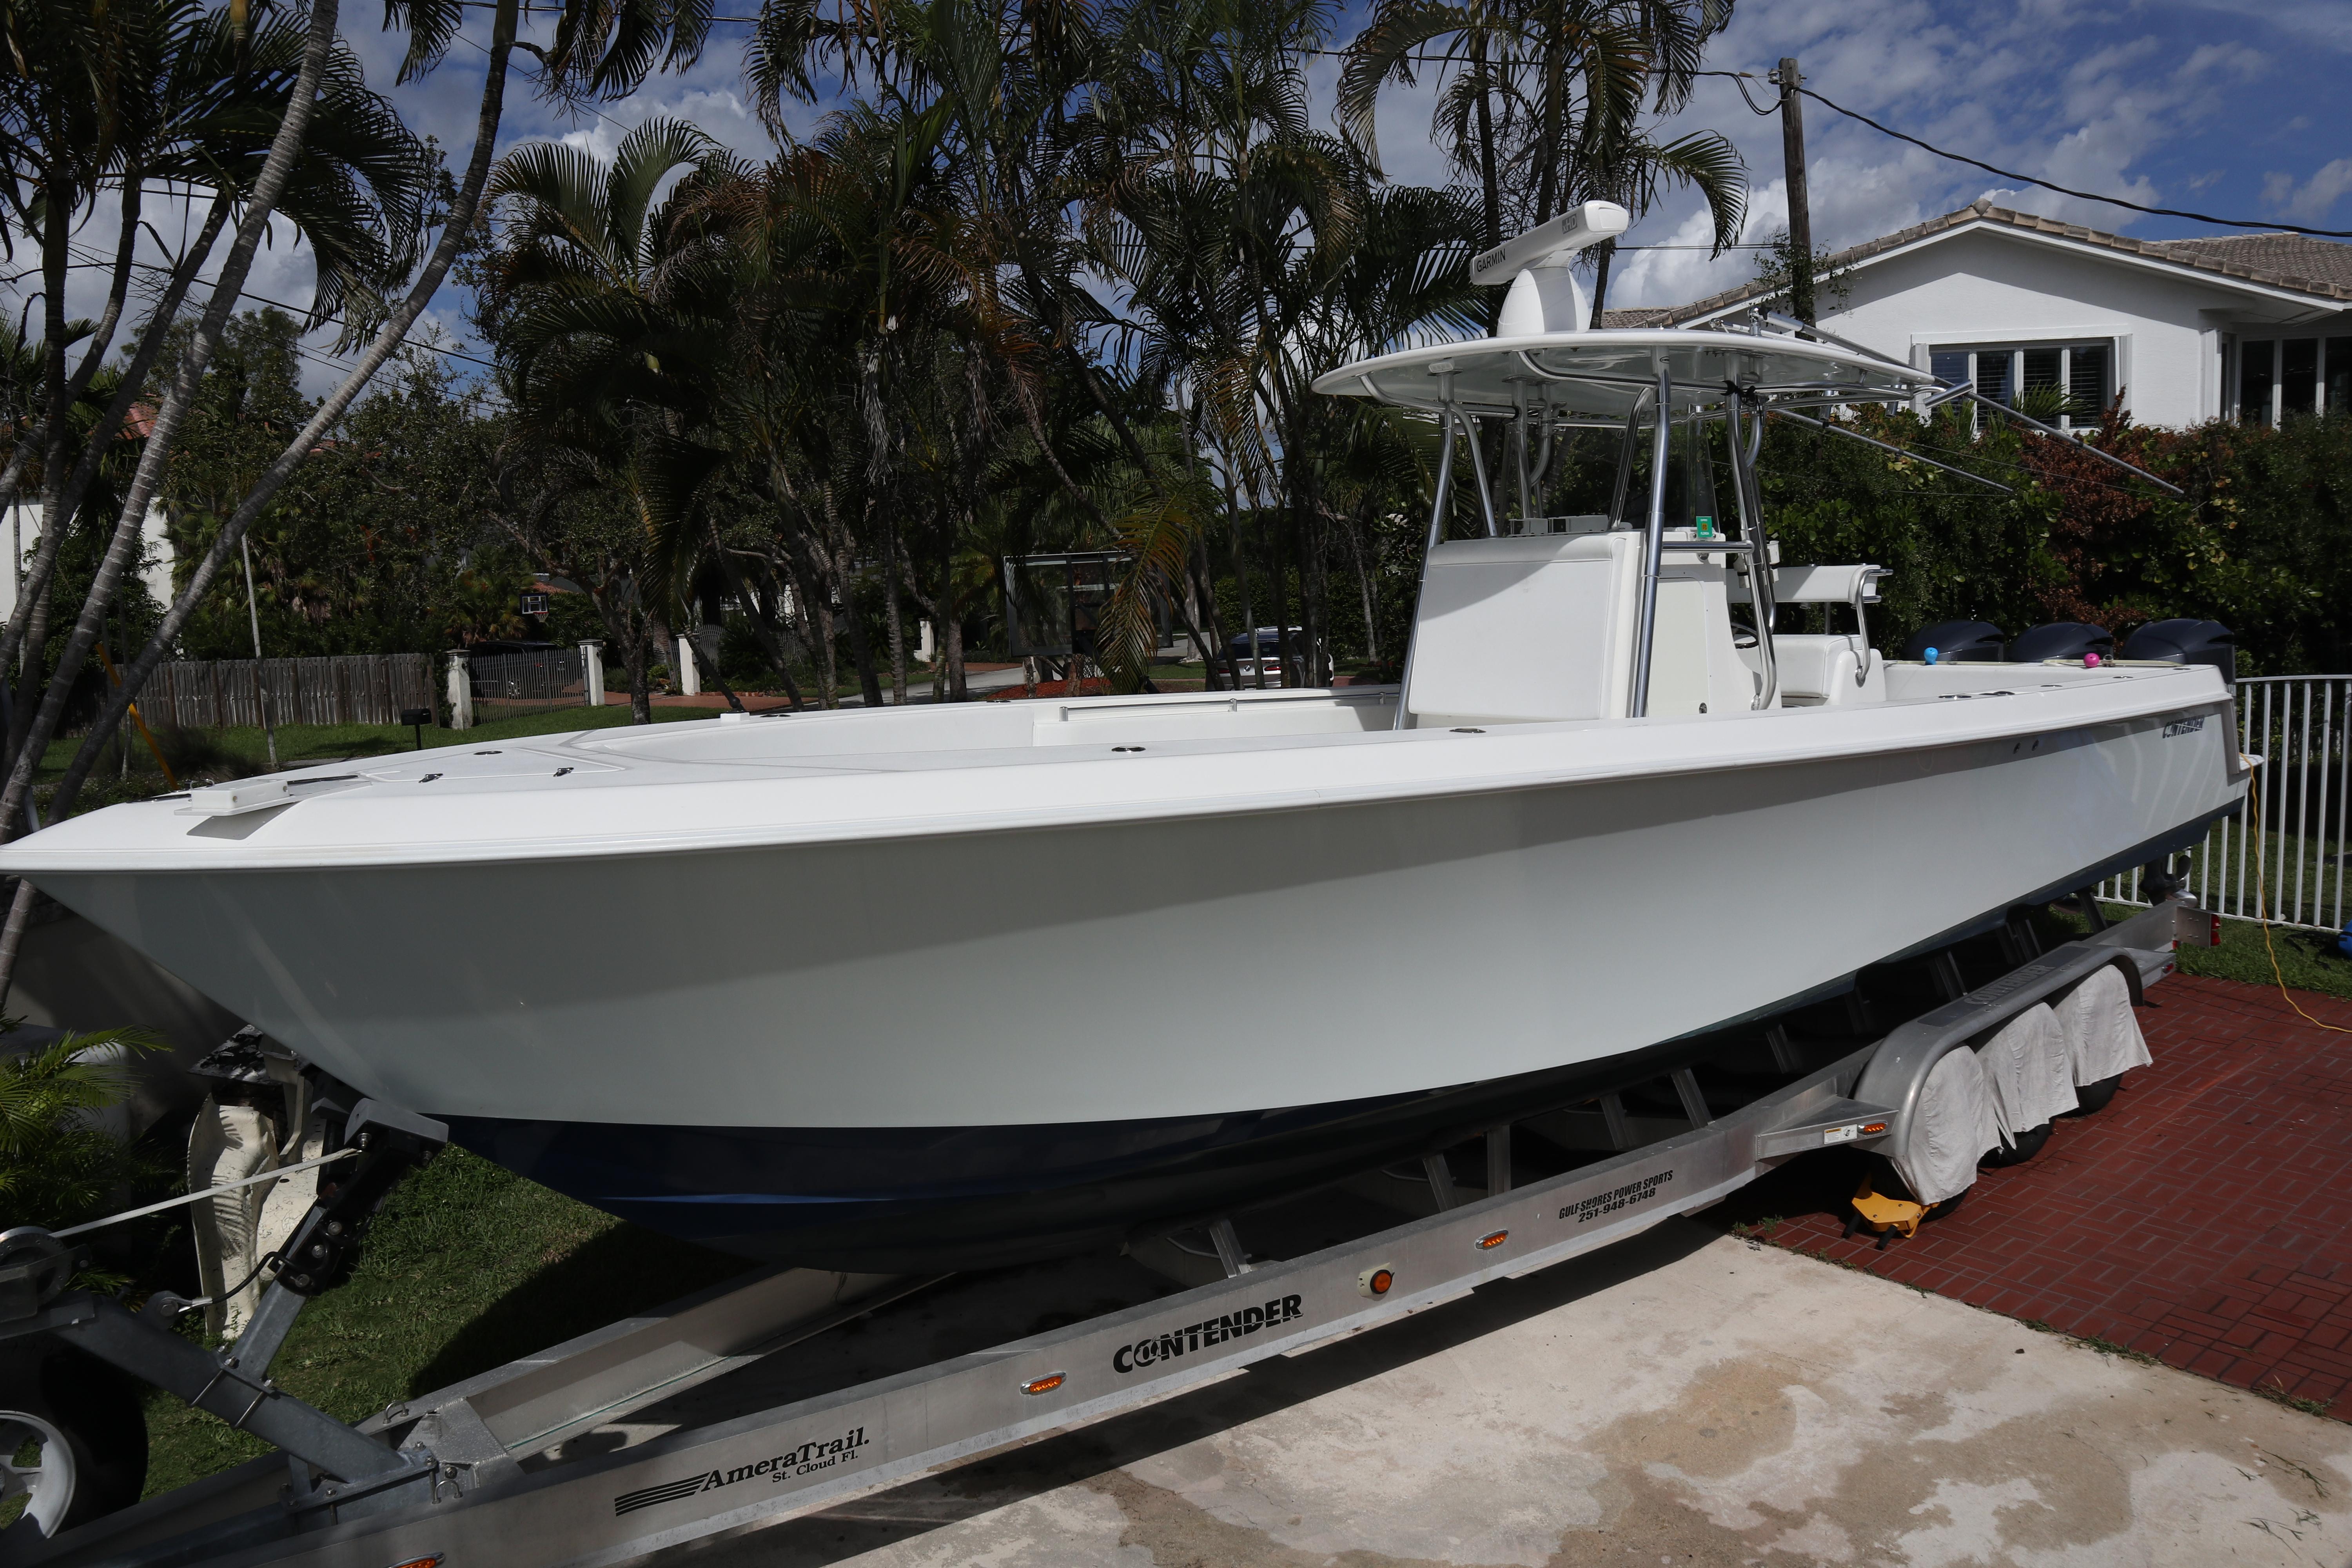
(0, 1100, 452, 1517)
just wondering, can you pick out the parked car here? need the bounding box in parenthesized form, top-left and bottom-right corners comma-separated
(1225, 626, 1312, 686)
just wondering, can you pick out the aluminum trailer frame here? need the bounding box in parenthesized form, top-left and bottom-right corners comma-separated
(13, 899, 2205, 1568)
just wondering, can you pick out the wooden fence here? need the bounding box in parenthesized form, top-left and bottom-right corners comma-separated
(141, 654, 434, 729)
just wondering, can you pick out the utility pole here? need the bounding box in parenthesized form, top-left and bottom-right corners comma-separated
(242, 534, 278, 770)
(1776, 56, 1817, 325)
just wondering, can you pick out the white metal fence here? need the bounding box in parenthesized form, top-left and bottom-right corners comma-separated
(469, 648, 585, 711)
(2098, 674, 2352, 931)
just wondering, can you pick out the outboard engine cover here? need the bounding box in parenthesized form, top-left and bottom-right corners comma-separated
(2010, 622, 2114, 664)
(2121, 617, 2236, 685)
(1902, 620, 2006, 663)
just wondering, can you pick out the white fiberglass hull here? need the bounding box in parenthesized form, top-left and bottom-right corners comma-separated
(0, 666, 2244, 1265)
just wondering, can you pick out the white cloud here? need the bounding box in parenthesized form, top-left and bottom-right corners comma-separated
(1590, 0, 2340, 308)
(2264, 158, 2352, 221)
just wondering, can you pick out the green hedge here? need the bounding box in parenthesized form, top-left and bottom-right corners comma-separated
(1754, 407, 2352, 676)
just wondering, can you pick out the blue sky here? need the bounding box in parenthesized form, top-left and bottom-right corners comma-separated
(24, 0, 2352, 398)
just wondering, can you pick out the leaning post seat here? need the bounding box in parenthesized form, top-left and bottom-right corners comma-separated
(1744, 563, 1891, 708)
(1403, 532, 1754, 724)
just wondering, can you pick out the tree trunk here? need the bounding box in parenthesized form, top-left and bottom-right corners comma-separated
(1472, 40, 1501, 249)
(692, 639, 746, 711)
(593, 584, 652, 724)
(0, 198, 229, 681)
(1348, 506, 1379, 665)
(803, 554, 842, 709)
(842, 589, 883, 705)
(944, 557, 966, 702)
(0, 0, 348, 818)
(620, 608, 653, 724)
(1265, 504, 1295, 689)
(1191, 539, 1229, 691)
(710, 528, 804, 710)
(880, 510, 907, 705)
(647, 605, 677, 702)
(9, 0, 518, 912)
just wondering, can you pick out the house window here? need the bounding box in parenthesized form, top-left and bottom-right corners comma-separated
(2330, 339, 2352, 416)
(2239, 341, 2275, 425)
(2240, 338, 2330, 425)
(2283, 339, 2318, 417)
(1930, 341, 2116, 429)
(2069, 343, 2111, 414)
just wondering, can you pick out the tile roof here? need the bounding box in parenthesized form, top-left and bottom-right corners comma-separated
(1648, 200, 2352, 326)
(1595, 307, 1677, 328)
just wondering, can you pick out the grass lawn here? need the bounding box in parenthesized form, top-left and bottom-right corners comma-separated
(142, 1149, 752, 1499)
(2043, 900, 2352, 1002)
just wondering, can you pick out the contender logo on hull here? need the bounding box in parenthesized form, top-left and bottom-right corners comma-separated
(2164, 716, 2206, 737)
(612, 1426, 868, 1516)
(1112, 1295, 1303, 1373)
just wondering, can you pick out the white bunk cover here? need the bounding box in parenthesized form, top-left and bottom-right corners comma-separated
(2054, 964, 2152, 1083)
(1975, 1002, 2078, 1142)
(1894, 1046, 2001, 1205)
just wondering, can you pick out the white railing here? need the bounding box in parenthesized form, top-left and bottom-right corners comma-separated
(2097, 674, 2352, 931)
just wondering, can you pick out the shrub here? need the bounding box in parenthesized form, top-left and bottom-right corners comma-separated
(0, 1025, 167, 1236)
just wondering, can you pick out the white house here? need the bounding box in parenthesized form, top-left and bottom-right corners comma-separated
(0, 502, 178, 627)
(1615, 199, 2352, 430)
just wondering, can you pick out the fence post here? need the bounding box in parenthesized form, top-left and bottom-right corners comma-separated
(580, 641, 604, 708)
(446, 650, 474, 731)
(676, 634, 700, 697)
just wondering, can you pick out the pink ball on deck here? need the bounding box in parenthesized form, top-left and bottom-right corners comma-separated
(2084, 652, 2102, 668)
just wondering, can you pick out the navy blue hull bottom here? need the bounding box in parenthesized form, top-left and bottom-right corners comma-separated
(444, 1033, 1707, 1271)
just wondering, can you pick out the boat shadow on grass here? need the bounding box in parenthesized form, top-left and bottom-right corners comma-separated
(407, 1221, 755, 1401)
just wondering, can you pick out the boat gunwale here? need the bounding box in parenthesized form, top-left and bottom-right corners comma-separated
(0, 670, 2241, 875)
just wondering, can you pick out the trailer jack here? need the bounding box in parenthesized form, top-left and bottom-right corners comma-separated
(0, 1099, 454, 1542)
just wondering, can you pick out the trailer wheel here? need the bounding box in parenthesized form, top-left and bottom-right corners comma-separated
(0, 1343, 147, 1537)
(1980, 1123, 2052, 1168)
(2067, 1074, 2123, 1116)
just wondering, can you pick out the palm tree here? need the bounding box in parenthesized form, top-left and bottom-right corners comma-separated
(481, 116, 738, 713)
(0, 0, 753, 1003)
(1338, 0, 1743, 263)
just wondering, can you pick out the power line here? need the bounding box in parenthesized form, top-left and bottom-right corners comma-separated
(1697, 70, 2352, 240)
(55, 243, 501, 372)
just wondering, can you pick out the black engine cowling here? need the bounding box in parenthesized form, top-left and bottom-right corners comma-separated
(2009, 622, 2114, 663)
(2121, 618, 2235, 685)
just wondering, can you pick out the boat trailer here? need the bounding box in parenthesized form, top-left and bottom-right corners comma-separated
(3, 898, 2211, 1568)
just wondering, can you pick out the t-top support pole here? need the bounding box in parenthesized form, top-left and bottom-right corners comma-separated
(1724, 388, 1781, 710)
(1513, 383, 1535, 526)
(1607, 385, 1648, 524)
(1392, 392, 1461, 731)
(1459, 404, 1501, 538)
(1628, 363, 1673, 718)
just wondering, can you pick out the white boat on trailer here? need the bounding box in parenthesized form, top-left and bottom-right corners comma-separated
(1, 896, 2214, 1566)
(0, 203, 2247, 1274)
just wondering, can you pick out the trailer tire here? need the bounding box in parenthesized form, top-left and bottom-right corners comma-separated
(0, 1341, 148, 1537)
(2067, 1074, 2123, 1116)
(1980, 1123, 2052, 1168)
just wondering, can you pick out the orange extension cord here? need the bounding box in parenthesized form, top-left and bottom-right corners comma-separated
(2243, 763, 2352, 1035)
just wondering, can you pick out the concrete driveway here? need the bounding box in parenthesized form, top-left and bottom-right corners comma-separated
(672, 1220, 2352, 1568)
